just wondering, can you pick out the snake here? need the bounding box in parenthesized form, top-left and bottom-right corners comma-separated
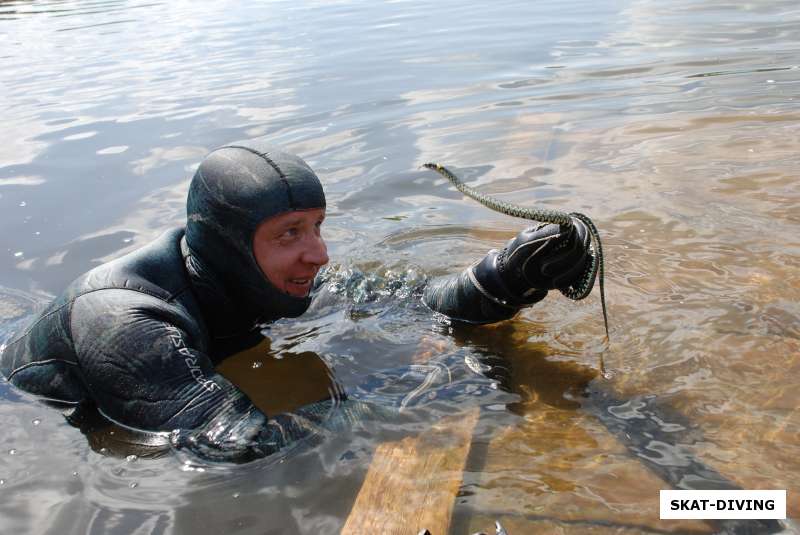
(423, 163, 609, 342)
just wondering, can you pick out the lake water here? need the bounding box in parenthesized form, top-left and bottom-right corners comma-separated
(1, 0, 799, 533)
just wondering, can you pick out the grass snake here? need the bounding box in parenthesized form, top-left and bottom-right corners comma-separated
(423, 162, 609, 342)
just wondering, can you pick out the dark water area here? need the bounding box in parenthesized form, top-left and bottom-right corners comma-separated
(1, 0, 799, 533)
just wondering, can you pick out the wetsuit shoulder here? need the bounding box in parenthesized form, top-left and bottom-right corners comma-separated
(75, 227, 191, 301)
(0, 228, 204, 402)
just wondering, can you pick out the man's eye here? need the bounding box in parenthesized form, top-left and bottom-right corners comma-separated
(281, 228, 299, 239)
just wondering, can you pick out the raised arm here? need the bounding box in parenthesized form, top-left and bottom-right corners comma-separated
(423, 219, 592, 324)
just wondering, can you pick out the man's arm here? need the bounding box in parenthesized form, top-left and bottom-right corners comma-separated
(69, 289, 301, 463)
(423, 219, 593, 324)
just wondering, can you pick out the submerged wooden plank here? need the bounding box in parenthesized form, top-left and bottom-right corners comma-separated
(342, 408, 479, 535)
(343, 336, 480, 534)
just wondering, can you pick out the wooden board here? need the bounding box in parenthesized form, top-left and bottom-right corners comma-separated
(342, 408, 479, 535)
(344, 335, 480, 534)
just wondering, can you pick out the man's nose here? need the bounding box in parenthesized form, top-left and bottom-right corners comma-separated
(303, 234, 329, 266)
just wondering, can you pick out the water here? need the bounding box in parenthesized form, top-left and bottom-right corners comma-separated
(1, 0, 799, 533)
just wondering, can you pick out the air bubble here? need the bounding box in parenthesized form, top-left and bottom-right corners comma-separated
(32, 419, 41, 426)
(233, 492, 240, 499)
(130, 482, 138, 489)
(252, 361, 262, 369)
(126, 455, 138, 463)
(19, 201, 26, 207)
(8, 449, 16, 456)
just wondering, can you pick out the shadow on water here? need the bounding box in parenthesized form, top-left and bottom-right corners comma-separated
(448, 321, 789, 534)
(582, 386, 788, 535)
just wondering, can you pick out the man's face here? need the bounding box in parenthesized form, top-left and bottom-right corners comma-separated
(253, 208, 329, 297)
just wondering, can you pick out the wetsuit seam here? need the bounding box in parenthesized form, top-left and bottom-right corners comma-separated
(467, 265, 519, 310)
(7, 284, 180, 350)
(64, 286, 177, 345)
(95, 405, 172, 438)
(6, 358, 78, 380)
(4, 301, 73, 348)
(74, 286, 178, 305)
(165, 285, 190, 303)
(223, 145, 295, 209)
(67, 297, 77, 355)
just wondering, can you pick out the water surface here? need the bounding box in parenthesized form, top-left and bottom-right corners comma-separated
(1, 0, 799, 533)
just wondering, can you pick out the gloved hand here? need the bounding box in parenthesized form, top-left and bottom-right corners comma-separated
(470, 218, 591, 307)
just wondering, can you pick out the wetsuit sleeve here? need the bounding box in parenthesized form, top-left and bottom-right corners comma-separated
(315, 264, 530, 324)
(422, 268, 524, 324)
(69, 289, 284, 463)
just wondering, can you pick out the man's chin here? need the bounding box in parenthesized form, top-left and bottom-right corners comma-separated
(284, 282, 312, 297)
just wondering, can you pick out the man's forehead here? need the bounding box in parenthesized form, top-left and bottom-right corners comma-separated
(259, 208, 325, 229)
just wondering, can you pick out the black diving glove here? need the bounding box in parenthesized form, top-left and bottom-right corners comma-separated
(470, 218, 591, 307)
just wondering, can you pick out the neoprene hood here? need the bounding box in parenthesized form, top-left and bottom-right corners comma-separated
(185, 139, 326, 323)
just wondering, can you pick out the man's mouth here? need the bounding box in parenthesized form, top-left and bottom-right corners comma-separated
(286, 278, 313, 295)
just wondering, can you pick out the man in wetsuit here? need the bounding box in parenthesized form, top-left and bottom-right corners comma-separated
(0, 138, 593, 463)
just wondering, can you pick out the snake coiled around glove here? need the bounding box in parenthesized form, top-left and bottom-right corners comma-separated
(423, 162, 609, 341)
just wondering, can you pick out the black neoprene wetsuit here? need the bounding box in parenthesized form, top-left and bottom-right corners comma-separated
(0, 141, 527, 463)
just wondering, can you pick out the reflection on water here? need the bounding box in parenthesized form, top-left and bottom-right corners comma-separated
(1, 0, 799, 532)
